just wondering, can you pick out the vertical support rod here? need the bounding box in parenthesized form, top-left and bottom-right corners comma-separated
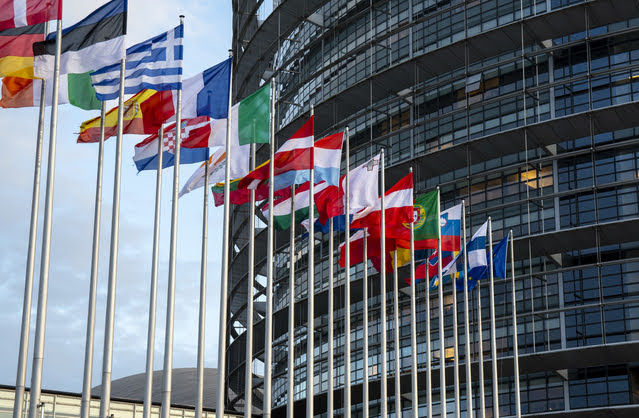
(436, 188, 446, 418)
(327, 217, 334, 418)
(343, 127, 351, 418)
(143, 126, 164, 418)
(81, 102, 107, 418)
(487, 218, 499, 418)
(393, 252, 401, 416)
(380, 149, 388, 416)
(452, 222, 460, 418)
(477, 281, 486, 418)
(215, 46, 233, 418)
(244, 143, 257, 418)
(362, 228, 369, 418)
(28, 19, 62, 418)
(409, 172, 418, 418)
(14, 71, 47, 418)
(426, 234, 432, 418)
(98, 56, 127, 418)
(462, 201, 473, 418)
(287, 185, 296, 418)
(510, 231, 521, 418)
(263, 80, 276, 418)
(306, 107, 316, 418)
(195, 151, 210, 418)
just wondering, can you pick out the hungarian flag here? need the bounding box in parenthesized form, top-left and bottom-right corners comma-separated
(350, 172, 413, 237)
(0, 0, 61, 31)
(77, 89, 174, 143)
(0, 23, 44, 78)
(0, 72, 100, 109)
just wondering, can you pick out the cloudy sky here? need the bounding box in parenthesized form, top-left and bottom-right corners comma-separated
(0, 0, 232, 393)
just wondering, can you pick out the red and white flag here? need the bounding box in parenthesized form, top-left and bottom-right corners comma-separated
(350, 172, 413, 236)
(0, 0, 61, 31)
(338, 229, 397, 268)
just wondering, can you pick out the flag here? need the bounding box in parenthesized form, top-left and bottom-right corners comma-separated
(350, 172, 413, 237)
(178, 148, 225, 198)
(238, 116, 314, 192)
(440, 203, 462, 251)
(262, 182, 330, 230)
(460, 232, 509, 291)
(133, 119, 208, 171)
(237, 82, 270, 145)
(413, 249, 459, 287)
(1, 72, 101, 109)
(0, 0, 61, 31)
(91, 24, 183, 101)
(211, 178, 250, 207)
(338, 229, 397, 268)
(77, 89, 173, 143)
(301, 214, 350, 234)
(313, 131, 343, 186)
(33, 0, 127, 79)
(181, 58, 232, 119)
(440, 220, 487, 291)
(0, 24, 44, 78)
(394, 190, 439, 250)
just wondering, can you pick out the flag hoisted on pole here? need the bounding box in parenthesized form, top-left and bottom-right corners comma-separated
(343, 126, 351, 418)
(80, 102, 107, 418)
(27, 17, 62, 418)
(13, 66, 47, 418)
(244, 143, 257, 418)
(287, 184, 296, 418)
(409, 168, 418, 418)
(487, 218, 499, 418)
(306, 106, 315, 418)
(327, 213, 334, 418)
(510, 231, 522, 418)
(462, 201, 474, 418)
(143, 126, 164, 418)
(392, 249, 401, 416)
(380, 148, 388, 416)
(160, 16, 186, 418)
(436, 187, 446, 418)
(362, 227, 369, 418)
(477, 271, 486, 418)
(263, 80, 276, 418)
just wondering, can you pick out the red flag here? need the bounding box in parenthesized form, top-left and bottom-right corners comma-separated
(0, 0, 61, 31)
(338, 229, 397, 268)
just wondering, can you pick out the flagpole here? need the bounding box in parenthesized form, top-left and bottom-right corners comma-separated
(244, 143, 257, 418)
(161, 16, 186, 418)
(80, 102, 107, 418)
(380, 148, 388, 417)
(452, 232, 460, 417)
(215, 46, 234, 418)
(392, 251, 401, 416)
(362, 228, 369, 418)
(306, 106, 316, 418)
(27, 18, 61, 418)
(98, 54, 127, 418)
(287, 185, 296, 418)
(409, 168, 418, 418)
(143, 126, 164, 418)
(461, 201, 473, 418)
(477, 276, 486, 418)
(195, 149, 210, 418)
(13, 73, 47, 418)
(510, 230, 521, 418)
(426, 241, 432, 418)
(436, 188, 446, 418)
(487, 218, 499, 418)
(343, 126, 351, 418)
(263, 80, 276, 418)
(327, 216, 334, 418)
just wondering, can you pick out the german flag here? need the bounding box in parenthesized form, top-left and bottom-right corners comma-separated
(0, 23, 44, 78)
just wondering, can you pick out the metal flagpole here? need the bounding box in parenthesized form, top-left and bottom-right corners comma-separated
(306, 106, 316, 418)
(244, 144, 257, 418)
(27, 19, 62, 418)
(380, 148, 388, 416)
(263, 80, 276, 418)
(143, 126, 164, 418)
(452, 229, 460, 417)
(461, 201, 473, 418)
(343, 127, 351, 418)
(14, 72, 47, 418)
(392, 252, 401, 416)
(215, 46, 233, 418)
(161, 16, 186, 418)
(287, 185, 296, 418)
(409, 168, 418, 418)
(80, 102, 107, 418)
(98, 55, 127, 418)
(195, 150, 210, 418)
(510, 231, 521, 418)
(487, 218, 499, 418)
(477, 276, 486, 418)
(327, 217, 334, 418)
(426, 226, 432, 418)
(436, 188, 446, 418)
(362, 228, 369, 418)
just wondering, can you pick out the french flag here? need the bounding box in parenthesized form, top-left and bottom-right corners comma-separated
(133, 118, 209, 172)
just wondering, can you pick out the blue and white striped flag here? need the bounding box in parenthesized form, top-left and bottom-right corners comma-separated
(90, 24, 184, 101)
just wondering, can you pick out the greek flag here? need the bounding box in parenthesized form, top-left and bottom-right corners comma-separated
(91, 24, 184, 101)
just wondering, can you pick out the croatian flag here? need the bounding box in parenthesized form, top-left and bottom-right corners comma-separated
(91, 24, 184, 101)
(133, 119, 209, 171)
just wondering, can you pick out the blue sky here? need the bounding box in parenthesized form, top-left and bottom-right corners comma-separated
(0, 0, 232, 392)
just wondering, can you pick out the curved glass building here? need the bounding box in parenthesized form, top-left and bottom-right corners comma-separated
(226, 0, 639, 416)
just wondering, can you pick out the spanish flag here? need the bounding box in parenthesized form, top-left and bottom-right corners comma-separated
(77, 89, 175, 143)
(0, 23, 44, 78)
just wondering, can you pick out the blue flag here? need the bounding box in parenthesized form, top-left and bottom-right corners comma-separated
(457, 232, 509, 292)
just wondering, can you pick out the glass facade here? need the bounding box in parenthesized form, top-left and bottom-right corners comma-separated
(229, 0, 639, 416)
